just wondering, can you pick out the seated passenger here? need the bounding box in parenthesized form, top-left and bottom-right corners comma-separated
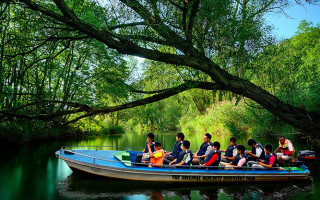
(135, 133, 156, 163)
(220, 145, 247, 169)
(163, 132, 184, 164)
(201, 141, 221, 166)
(274, 136, 295, 166)
(220, 137, 237, 162)
(147, 142, 165, 167)
(251, 144, 277, 169)
(246, 138, 265, 162)
(192, 133, 213, 165)
(169, 140, 193, 166)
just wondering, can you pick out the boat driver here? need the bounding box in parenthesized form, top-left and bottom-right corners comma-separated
(274, 136, 295, 166)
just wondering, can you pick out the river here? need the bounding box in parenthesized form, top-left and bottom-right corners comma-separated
(0, 132, 319, 200)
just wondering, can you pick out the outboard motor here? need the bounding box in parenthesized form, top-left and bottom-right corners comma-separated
(297, 150, 316, 167)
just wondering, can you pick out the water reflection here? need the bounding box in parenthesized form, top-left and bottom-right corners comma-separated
(0, 132, 319, 200)
(56, 172, 313, 200)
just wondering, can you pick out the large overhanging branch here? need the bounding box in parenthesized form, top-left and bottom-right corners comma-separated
(0, 81, 224, 124)
(64, 81, 223, 125)
(17, 0, 208, 72)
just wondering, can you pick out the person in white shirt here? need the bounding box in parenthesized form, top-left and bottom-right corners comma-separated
(246, 138, 265, 164)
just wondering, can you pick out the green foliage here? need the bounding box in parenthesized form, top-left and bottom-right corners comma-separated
(73, 114, 125, 136)
(0, 2, 130, 139)
(180, 99, 295, 137)
(249, 20, 320, 115)
(106, 125, 125, 135)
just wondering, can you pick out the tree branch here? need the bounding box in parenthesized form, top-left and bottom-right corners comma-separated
(0, 81, 223, 124)
(168, 0, 183, 10)
(52, 0, 81, 23)
(18, 0, 205, 70)
(187, 0, 200, 42)
(109, 21, 146, 30)
(5, 36, 89, 58)
(182, 0, 189, 33)
(121, 34, 168, 45)
(63, 80, 223, 125)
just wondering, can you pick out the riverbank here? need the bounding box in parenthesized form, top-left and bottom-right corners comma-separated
(0, 120, 124, 145)
(0, 120, 80, 145)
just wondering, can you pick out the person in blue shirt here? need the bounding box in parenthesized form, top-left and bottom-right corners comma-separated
(201, 141, 221, 167)
(169, 140, 193, 166)
(163, 132, 184, 164)
(220, 137, 237, 162)
(192, 133, 212, 165)
(135, 133, 156, 163)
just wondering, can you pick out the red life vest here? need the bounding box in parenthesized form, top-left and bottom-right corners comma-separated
(279, 139, 295, 156)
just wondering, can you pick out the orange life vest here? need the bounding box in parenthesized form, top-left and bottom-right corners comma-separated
(279, 139, 295, 156)
(150, 149, 165, 167)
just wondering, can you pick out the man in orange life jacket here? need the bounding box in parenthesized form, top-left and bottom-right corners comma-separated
(274, 136, 295, 166)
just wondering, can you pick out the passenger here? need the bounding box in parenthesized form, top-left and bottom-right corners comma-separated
(220, 137, 237, 162)
(251, 144, 277, 169)
(147, 142, 165, 167)
(220, 145, 247, 169)
(169, 140, 193, 166)
(192, 133, 213, 165)
(201, 141, 221, 167)
(135, 133, 156, 163)
(246, 138, 265, 163)
(163, 132, 184, 164)
(274, 136, 295, 166)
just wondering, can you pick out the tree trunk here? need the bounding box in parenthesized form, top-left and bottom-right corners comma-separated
(212, 90, 216, 105)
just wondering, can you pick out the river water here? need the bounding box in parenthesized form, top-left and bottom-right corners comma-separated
(0, 132, 319, 200)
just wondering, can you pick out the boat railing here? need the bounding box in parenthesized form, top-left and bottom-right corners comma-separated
(57, 146, 295, 172)
(60, 145, 144, 151)
(59, 145, 199, 153)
